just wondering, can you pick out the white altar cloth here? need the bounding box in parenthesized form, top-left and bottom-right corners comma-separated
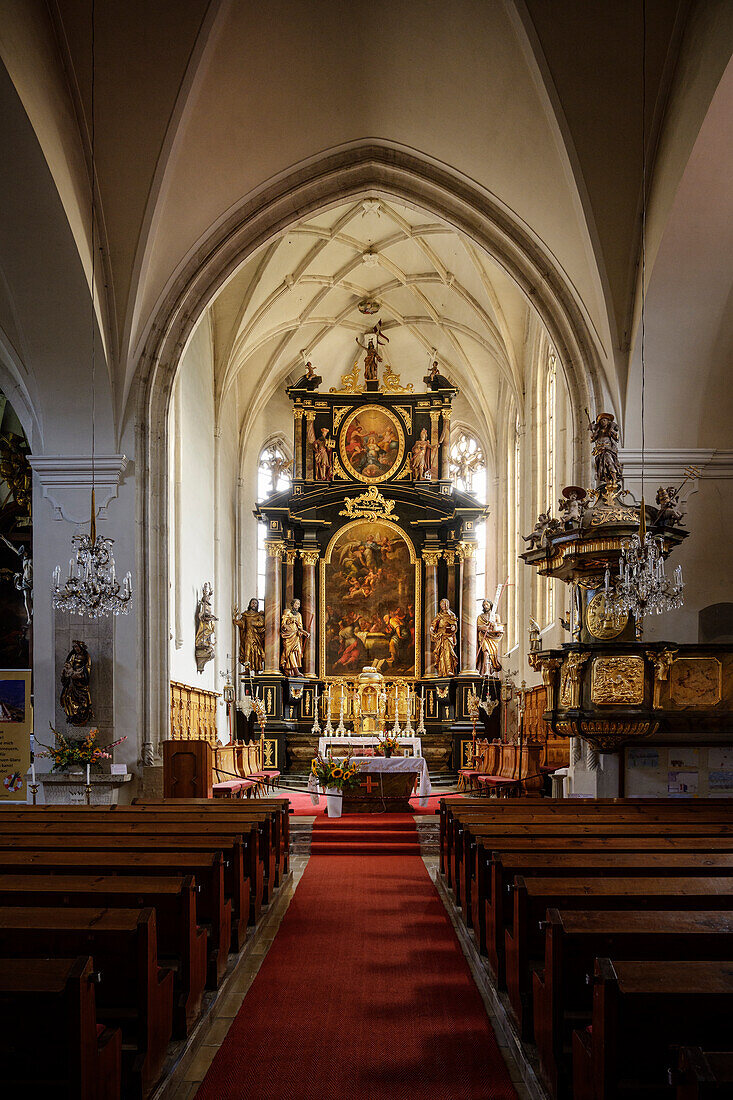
(318, 735, 422, 757)
(309, 754, 431, 808)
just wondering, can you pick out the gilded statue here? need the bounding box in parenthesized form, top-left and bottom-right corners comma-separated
(410, 428, 434, 480)
(586, 410, 623, 486)
(195, 582, 217, 673)
(233, 598, 265, 671)
(476, 599, 503, 675)
(430, 598, 458, 677)
(60, 639, 93, 726)
(311, 426, 335, 481)
(280, 597, 309, 677)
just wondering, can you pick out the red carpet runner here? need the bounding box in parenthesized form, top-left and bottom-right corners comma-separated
(196, 814, 518, 1099)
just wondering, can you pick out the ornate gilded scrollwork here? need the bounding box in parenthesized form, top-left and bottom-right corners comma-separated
(559, 651, 590, 708)
(329, 359, 363, 394)
(590, 656, 645, 705)
(338, 486, 399, 523)
(586, 591, 628, 640)
(381, 364, 414, 394)
(579, 719, 658, 753)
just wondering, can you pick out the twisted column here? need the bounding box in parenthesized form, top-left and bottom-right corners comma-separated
(300, 548, 320, 677)
(264, 541, 285, 673)
(458, 541, 477, 672)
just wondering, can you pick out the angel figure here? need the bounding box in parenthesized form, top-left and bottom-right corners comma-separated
(655, 486, 685, 527)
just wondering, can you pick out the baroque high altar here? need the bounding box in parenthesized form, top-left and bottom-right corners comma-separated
(240, 344, 495, 772)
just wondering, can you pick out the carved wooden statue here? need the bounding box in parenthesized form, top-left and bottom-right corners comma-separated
(312, 427, 335, 482)
(587, 411, 623, 486)
(355, 336, 382, 383)
(430, 598, 458, 677)
(280, 598, 308, 677)
(476, 599, 503, 675)
(410, 428, 434, 480)
(195, 582, 217, 673)
(60, 639, 93, 726)
(233, 598, 265, 671)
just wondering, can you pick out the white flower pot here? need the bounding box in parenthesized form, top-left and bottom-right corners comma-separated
(325, 786, 342, 818)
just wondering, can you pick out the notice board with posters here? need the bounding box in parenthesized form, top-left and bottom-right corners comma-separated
(0, 670, 31, 801)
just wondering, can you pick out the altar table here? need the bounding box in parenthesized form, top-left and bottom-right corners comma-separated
(318, 735, 422, 758)
(309, 755, 431, 812)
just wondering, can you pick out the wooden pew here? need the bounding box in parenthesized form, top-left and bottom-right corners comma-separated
(506, 876, 733, 1037)
(0, 832, 254, 948)
(573, 959, 733, 1100)
(0, 849, 231, 988)
(475, 849, 733, 971)
(0, 818, 264, 926)
(0, 956, 122, 1099)
(0, 874, 206, 1037)
(10, 803, 282, 894)
(0, 907, 173, 1099)
(675, 1047, 733, 1098)
(532, 910, 733, 1099)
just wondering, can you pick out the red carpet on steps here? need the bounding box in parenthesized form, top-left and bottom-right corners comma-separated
(196, 814, 517, 1100)
(285, 788, 451, 816)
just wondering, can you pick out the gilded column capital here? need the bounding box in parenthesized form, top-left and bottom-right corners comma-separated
(300, 549, 321, 567)
(443, 549, 456, 565)
(293, 407, 306, 420)
(456, 540, 477, 560)
(285, 548, 298, 565)
(265, 541, 286, 559)
(429, 410, 441, 424)
(421, 548, 442, 567)
(304, 409, 317, 421)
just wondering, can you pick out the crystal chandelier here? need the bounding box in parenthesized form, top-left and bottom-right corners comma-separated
(604, 526, 683, 626)
(51, 3, 132, 620)
(53, 492, 132, 617)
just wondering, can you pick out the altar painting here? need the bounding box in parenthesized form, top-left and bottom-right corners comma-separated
(323, 520, 416, 678)
(339, 406, 404, 483)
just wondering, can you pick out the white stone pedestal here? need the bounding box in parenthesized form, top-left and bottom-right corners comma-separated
(40, 771, 133, 805)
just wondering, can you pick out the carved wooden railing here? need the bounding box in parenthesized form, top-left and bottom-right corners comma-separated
(170, 681, 220, 743)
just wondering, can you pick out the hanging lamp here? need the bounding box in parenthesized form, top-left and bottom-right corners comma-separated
(52, 0, 132, 618)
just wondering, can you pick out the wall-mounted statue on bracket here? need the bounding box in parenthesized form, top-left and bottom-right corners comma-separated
(280, 597, 309, 677)
(430, 598, 458, 677)
(195, 582, 217, 673)
(60, 639, 93, 726)
(233, 598, 265, 671)
(476, 599, 503, 675)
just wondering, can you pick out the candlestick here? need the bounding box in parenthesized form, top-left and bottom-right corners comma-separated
(85, 762, 92, 805)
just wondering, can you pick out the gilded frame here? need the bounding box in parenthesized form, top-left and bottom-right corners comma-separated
(338, 405, 406, 484)
(319, 518, 420, 681)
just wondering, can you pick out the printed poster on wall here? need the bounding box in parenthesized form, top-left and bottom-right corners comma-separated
(668, 769, 698, 797)
(0, 670, 31, 801)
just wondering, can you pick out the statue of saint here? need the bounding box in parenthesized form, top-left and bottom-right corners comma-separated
(312, 427, 335, 481)
(195, 582, 217, 672)
(0, 535, 32, 624)
(587, 411, 623, 486)
(423, 360, 454, 391)
(280, 598, 308, 677)
(410, 428, 434, 480)
(355, 336, 382, 383)
(60, 639, 93, 726)
(233, 598, 265, 671)
(476, 599, 504, 675)
(430, 598, 458, 677)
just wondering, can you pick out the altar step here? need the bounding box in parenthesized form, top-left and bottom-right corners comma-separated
(311, 817, 421, 856)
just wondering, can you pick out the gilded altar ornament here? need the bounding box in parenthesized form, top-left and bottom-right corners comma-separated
(476, 599, 503, 675)
(329, 359, 363, 395)
(646, 647, 678, 708)
(381, 364, 414, 394)
(669, 657, 722, 708)
(559, 651, 590, 708)
(338, 486, 399, 523)
(280, 598, 309, 677)
(338, 405, 405, 483)
(60, 639, 93, 726)
(195, 582, 217, 673)
(590, 656, 645, 706)
(589, 482, 639, 526)
(430, 598, 458, 677)
(586, 591, 628, 640)
(233, 598, 265, 671)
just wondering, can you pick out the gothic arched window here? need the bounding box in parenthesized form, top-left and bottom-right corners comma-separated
(449, 430, 486, 501)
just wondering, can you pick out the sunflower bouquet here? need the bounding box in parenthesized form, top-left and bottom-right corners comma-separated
(36, 726, 127, 772)
(310, 754, 363, 791)
(375, 733, 401, 758)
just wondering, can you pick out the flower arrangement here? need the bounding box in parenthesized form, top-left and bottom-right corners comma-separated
(36, 726, 127, 772)
(375, 733, 401, 758)
(310, 754, 362, 791)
